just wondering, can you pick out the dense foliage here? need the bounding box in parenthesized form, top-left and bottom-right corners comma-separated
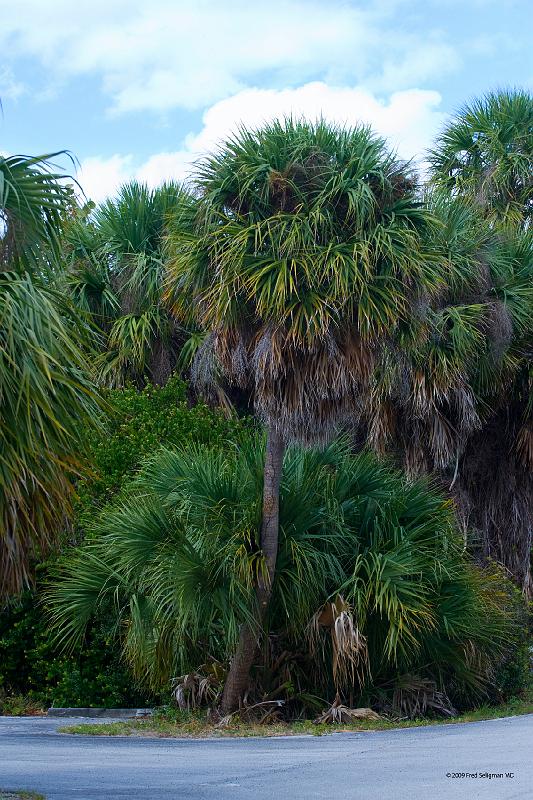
(0, 153, 102, 597)
(0, 587, 151, 711)
(67, 182, 196, 387)
(75, 375, 249, 528)
(1, 89, 531, 719)
(0, 378, 249, 709)
(48, 436, 526, 717)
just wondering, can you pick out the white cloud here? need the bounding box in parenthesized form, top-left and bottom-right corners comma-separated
(76, 82, 447, 201)
(369, 44, 460, 93)
(0, 0, 458, 114)
(135, 151, 193, 186)
(0, 67, 26, 101)
(185, 83, 447, 163)
(77, 154, 133, 203)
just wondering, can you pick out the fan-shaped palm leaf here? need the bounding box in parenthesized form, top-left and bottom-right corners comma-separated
(48, 437, 515, 707)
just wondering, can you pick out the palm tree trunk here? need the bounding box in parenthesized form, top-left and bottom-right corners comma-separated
(150, 337, 173, 386)
(220, 426, 285, 714)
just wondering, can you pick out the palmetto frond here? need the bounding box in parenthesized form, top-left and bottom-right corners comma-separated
(0, 152, 101, 597)
(0, 152, 75, 272)
(68, 261, 119, 321)
(48, 437, 514, 701)
(0, 272, 101, 596)
(429, 89, 533, 226)
(96, 307, 170, 387)
(166, 118, 442, 444)
(65, 214, 119, 322)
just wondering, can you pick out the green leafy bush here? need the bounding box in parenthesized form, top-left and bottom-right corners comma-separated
(488, 589, 531, 701)
(75, 375, 249, 530)
(0, 589, 152, 709)
(48, 436, 527, 716)
(0, 378, 249, 709)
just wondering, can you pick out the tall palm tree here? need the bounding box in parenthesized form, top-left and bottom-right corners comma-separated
(361, 193, 533, 590)
(0, 152, 101, 598)
(68, 181, 195, 387)
(428, 89, 533, 591)
(165, 119, 442, 711)
(429, 88, 532, 227)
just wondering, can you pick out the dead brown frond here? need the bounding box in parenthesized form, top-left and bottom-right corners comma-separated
(485, 300, 513, 360)
(314, 693, 380, 724)
(309, 595, 370, 692)
(215, 699, 285, 728)
(387, 674, 457, 719)
(251, 330, 373, 445)
(457, 409, 533, 594)
(188, 331, 236, 414)
(171, 661, 226, 711)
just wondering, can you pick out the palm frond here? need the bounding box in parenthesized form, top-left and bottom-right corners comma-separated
(48, 436, 516, 703)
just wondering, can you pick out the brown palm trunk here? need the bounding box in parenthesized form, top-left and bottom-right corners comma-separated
(220, 426, 285, 714)
(150, 337, 173, 386)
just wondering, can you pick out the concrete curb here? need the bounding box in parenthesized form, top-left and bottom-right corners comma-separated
(47, 708, 153, 718)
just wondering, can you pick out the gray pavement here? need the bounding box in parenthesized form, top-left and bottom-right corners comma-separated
(0, 714, 531, 799)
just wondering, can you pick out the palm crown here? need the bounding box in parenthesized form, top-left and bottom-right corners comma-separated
(68, 181, 195, 387)
(167, 118, 440, 443)
(429, 89, 533, 226)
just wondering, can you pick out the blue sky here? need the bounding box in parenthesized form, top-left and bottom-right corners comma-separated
(0, 0, 530, 201)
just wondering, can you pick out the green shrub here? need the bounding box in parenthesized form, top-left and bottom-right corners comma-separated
(0, 587, 155, 709)
(0, 693, 44, 716)
(75, 375, 250, 531)
(489, 589, 531, 701)
(0, 378, 249, 709)
(48, 436, 524, 716)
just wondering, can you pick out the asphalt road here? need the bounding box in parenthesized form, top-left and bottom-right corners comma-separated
(0, 714, 531, 800)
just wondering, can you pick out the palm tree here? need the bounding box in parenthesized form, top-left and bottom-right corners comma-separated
(67, 181, 195, 387)
(0, 153, 101, 598)
(48, 437, 516, 715)
(359, 190, 533, 591)
(427, 89, 533, 591)
(0, 153, 71, 271)
(429, 89, 532, 227)
(165, 119, 442, 710)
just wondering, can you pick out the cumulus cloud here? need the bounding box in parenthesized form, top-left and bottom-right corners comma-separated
(76, 82, 447, 201)
(77, 154, 134, 204)
(135, 151, 193, 186)
(0, 0, 459, 114)
(184, 83, 447, 163)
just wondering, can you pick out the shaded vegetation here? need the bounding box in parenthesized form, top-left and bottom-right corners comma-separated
(48, 436, 527, 718)
(0, 379, 248, 709)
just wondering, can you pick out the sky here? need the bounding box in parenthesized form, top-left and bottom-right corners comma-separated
(0, 0, 531, 202)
